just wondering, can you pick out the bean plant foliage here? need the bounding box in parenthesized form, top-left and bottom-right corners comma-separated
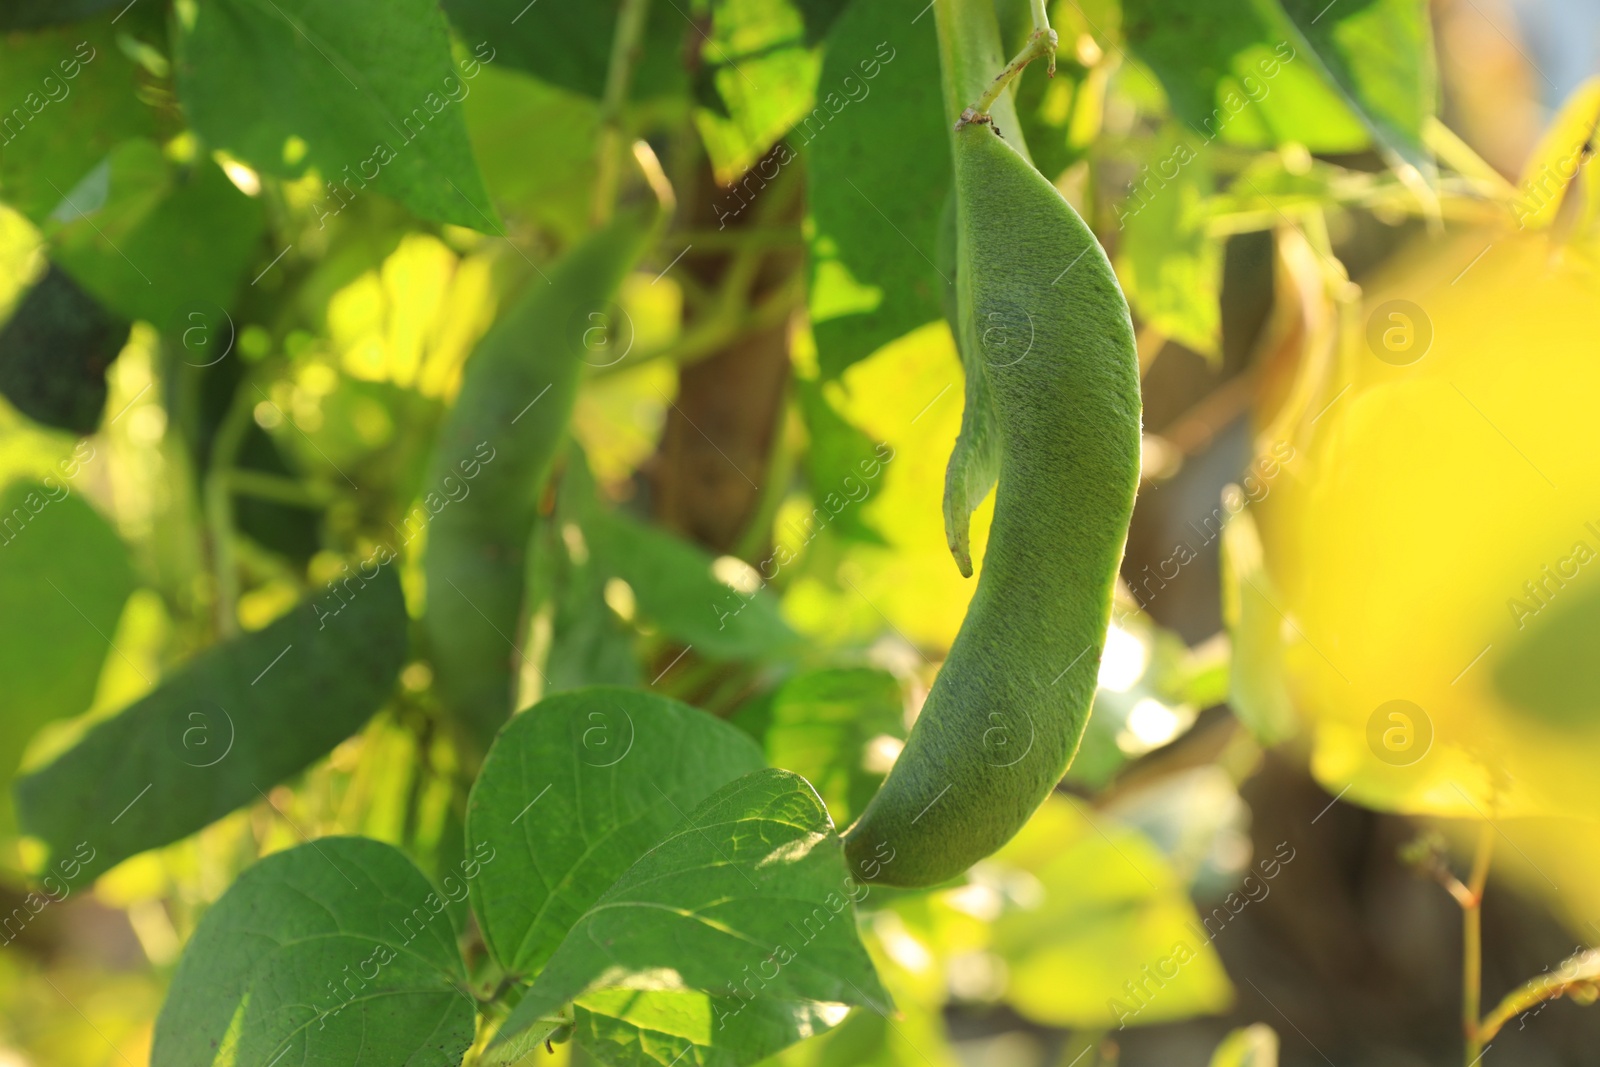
(0, 0, 1464, 1063)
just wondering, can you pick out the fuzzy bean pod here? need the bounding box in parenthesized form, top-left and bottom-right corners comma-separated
(423, 206, 656, 752)
(843, 66, 1140, 886)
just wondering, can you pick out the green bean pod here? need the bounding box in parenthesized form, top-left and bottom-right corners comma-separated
(843, 95, 1141, 887)
(423, 206, 656, 752)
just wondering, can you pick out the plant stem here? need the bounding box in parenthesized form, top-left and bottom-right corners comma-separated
(591, 0, 653, 225)
(1463, 822, 1494, 1065)
(204, 384, 254, 638)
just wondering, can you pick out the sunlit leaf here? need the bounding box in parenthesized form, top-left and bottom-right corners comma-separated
(806, 0, 946, 378)
(764, 668, 905, 827)
(0, 480, 132, 839)
(493, 768, 889, 1052)
(174, 0, 498, 230)
(466, 686, 766, 975)
(1209, 1023, 1279, 1067)
(988, 796, 1233, 1029)
(574, 987, 847, 1067)
(150, 837, 475, 1067)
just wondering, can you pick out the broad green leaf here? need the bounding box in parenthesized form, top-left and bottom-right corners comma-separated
(442, 0, 688, 102)
(173, 0, 497, 231)
(0, 265, 129, 433)
(0, 479, 132, 837)
(764, 668, 905, 827)
(795, 379, 888, 544)
(585, 505, 798, 662)
(989, 796, 1233, 1029)
(1121, 0, 1367, 153)
(1276, 0, 1436, 175)
(15, 566, 408, 871)
(466, 687, 766, 974)
(493, 768, 889, 1051)
(1115, 131, 1221, 359)
(0, 20, 155, 225)
(51, 150, 265, 335)
(150, 837, 475, 1067)
(806, 0, 946, 378)
(1221, 505, 1298, 745)
(573, 988, 847, 1067)
(1209, 1023, 1279, 1067)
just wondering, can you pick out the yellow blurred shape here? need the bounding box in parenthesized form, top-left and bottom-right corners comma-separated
(1258, 228, 1600, 820)
(328, 234, 497, 398)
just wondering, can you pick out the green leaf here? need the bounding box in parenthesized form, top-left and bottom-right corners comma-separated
(1209, 1023, 1279, 1067)
(173, 0, 498, 231)
(0, 21, 155, 226)
(1276, 0, 1436, 175)
(795, 379, 888, 544)
(585, 506, 798, 662)
(1115, 130, 1222, 359)
(573, 988, 846, 1067)
(15, 565, 408, 872)
(764, 668, 905, 827)
(466, 686, 766, 975)
(1121, 0, 1367, 153)
(1494, 580, 1600, 727)
(696, 0, 820, 179)
(527, 458, 642, 694)
(492, 768, 889, 1052)
(151, 837, 475, 1067)
(0, 478, 132, 837)
(0, 265, 129, 433)
(989, 796, 1233, 1029)
(1221, 504, 1298, 745)
(0, 0, 119, 30)
(806, 0, 946, 378)
(50, 149, 265, 335)
(442, 0, 687, 102)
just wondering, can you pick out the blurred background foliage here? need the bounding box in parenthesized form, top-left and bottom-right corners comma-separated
(2, 0, 1600, 1064)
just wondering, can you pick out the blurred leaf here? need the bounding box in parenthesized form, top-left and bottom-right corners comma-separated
(442, 0, 688, 102)
(1513, 75, 1600, 230)
(1221, 505, 1297, 745)
(1209, 1023, 1279, 1067)
(462, 65, 601, 244)
(1276, 0, 1436, 175)
(528, 458, 642, 693)
(765, 668, 905, 827)
(1494, 582, 1600, 727)
(150, 837, 475, 1067)
(494, 768, 890, 1052)
(796, 378, 888, 544)
(1121, 0, 1367, 153)
(174, 0, 497, 231)
(574, 987, 846, 1067)
(0, 479, 132, 837)
(0, 265, 129, 433)
(0, 0, 119, 30)
(51, 151, 265, 335)
(15, 566, 408, 871)
(466, 687, 766, 974)
(696, 0, 822, 180)
(586, 503, 799, 661)
(990, 796, 1233, 1028)
(1115, 130, 1221, 358)
(0, 22, 155, 225)
(806, 0, 946, 378)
